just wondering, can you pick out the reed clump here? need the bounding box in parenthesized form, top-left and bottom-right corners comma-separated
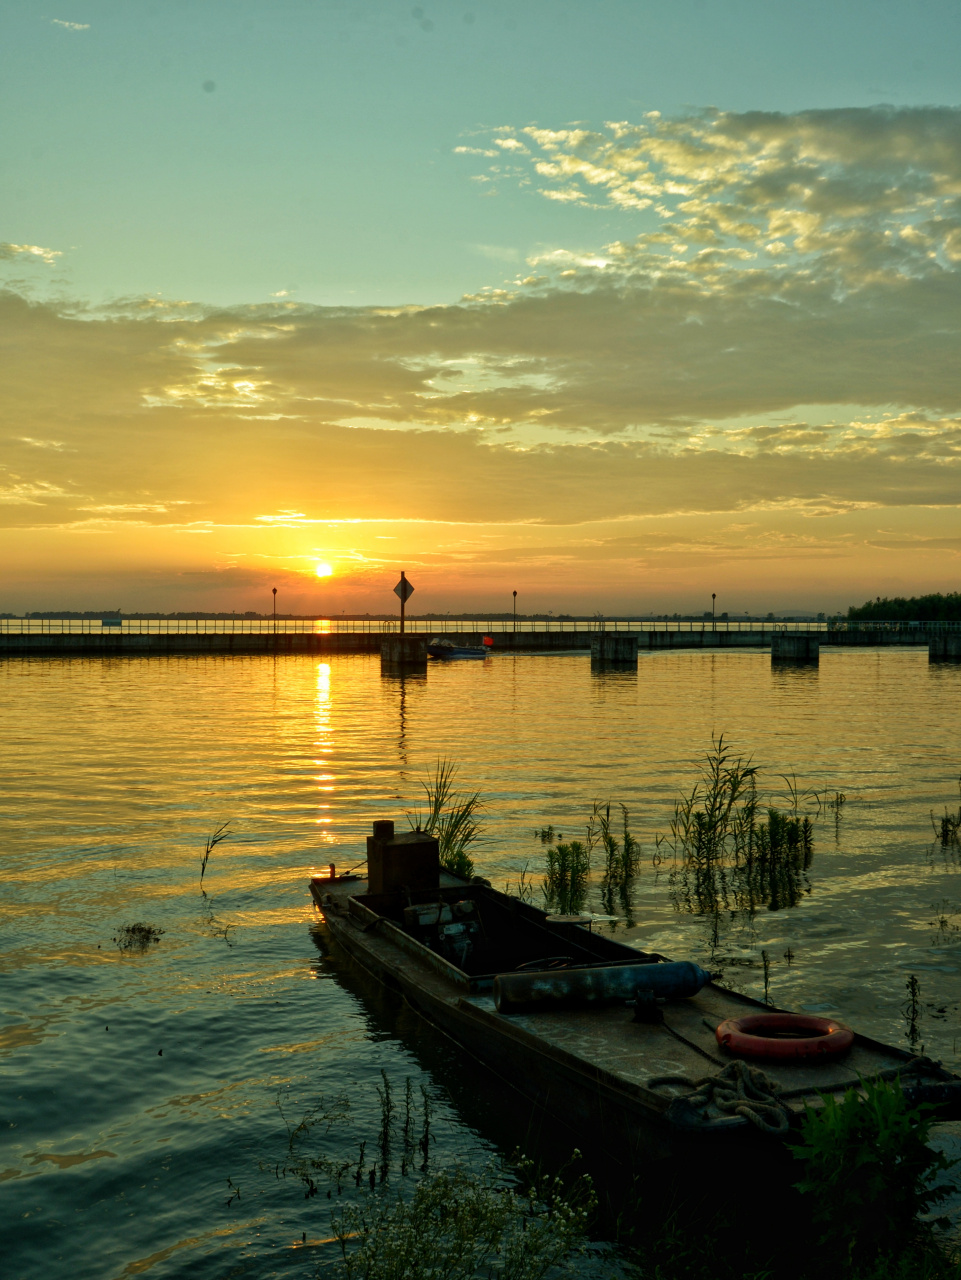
(932, 776, 961, 847)
(409, 758, 482, 879)
(543, 841, 591, 915)
(589, 802, 641, 919)
(665, 735, 815, 915)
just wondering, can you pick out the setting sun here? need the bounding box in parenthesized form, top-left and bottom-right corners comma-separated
(315, 562, 333, 578)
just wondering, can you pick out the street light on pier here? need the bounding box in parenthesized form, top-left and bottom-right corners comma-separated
(513, 590, 517, 633)
(712, 593, 716, 632)
(272, 587, 277, 634)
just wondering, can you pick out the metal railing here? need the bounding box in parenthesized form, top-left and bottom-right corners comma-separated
(2, 616, 957, 637)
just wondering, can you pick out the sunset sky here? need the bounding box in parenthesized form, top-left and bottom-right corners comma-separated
(3, 0, 961, 616)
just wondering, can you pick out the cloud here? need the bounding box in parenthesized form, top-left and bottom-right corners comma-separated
(4, 106, 961, 608)
(16, 437, 69, 451)
(50, 19, 90, 30)
(0, 479, 72, 505)
(0, 243, 63, 266)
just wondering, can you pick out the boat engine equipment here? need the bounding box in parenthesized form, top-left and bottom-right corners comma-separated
(715, 1012, 854, 1062)
(404, 899, 480, 967)
(493, 960, 712, 1014)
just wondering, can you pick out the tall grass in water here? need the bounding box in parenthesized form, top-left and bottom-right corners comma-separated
(589, 802, 641, 920)
(932, 775, 961, 847)
(200, 820, 230, 888)
(666, 735, 814, 915)
(543, 842, 591, 914)
(409, 758, 482, 879)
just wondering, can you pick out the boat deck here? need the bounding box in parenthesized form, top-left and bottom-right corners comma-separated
(311, 867, 957, 1141)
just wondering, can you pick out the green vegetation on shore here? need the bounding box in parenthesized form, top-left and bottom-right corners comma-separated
(848, 593, 961, 622)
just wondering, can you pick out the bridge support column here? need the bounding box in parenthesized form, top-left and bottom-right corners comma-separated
(929, 634, 961, 662)
(381, 637, 427, 675)
(591, 634, 638, 670)
(771, 634, 819, 664)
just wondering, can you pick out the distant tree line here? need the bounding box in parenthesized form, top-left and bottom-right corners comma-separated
(848, 592, 961, 622)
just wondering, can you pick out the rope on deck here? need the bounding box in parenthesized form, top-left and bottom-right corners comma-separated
(648, 1060, 792, 1134)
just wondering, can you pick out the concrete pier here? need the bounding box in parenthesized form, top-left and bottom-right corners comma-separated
(0, 625, 942, 660)
(929, 634, 961, 662)
(380, 636, 428, 675)
(771, 634, 820, 664)
(590, 634, 638, 669)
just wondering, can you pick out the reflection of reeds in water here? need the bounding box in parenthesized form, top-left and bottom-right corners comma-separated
(543, 841, 591, 914)
(667, 735, 815, 915)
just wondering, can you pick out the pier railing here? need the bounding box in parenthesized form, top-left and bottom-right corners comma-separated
(2, 617, 959, 636)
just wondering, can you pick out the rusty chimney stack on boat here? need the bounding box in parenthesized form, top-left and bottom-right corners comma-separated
(366, 819, 440, 896)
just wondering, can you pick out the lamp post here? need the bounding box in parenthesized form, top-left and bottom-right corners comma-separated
(272, 586, 277, 634)
(513, 590, 517, 633)
(712, 592, 716, 632)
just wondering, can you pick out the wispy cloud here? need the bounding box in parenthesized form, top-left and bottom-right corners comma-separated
(0, 243, 63, 265)
(50, 19, 90, 30)
(16, 437, 69, 451)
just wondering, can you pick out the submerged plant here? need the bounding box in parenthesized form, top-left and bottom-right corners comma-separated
(113, 922, 164, 952)
(409, 758, 482, 879)
(543, 841, 591, 915)
(789, 1075, 957, 1271)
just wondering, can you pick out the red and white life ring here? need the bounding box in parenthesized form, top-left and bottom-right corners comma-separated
(716, 1012, 854, 1061)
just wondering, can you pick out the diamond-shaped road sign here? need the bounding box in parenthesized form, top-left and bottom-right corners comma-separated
(393, 575, 415, 603)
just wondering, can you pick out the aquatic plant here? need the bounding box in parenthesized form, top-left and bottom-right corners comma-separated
(409, 758, 482, 879)
(543, 841, 591, 915)
(331, 1157, 598, 1280)
(200, 819, 230, 886)
(504, 861, 535, 904)
(589, 802, 641, 919)
(932, 776, 961, 847)
(742, 808, 814, 912)
(270, 1075, 435, 1198)
(789, 1075, 957, 1272)
(534, 824, 560, 844)
(904, 973, 924, 1053)
(664, 736, 816, 916)
(113, 921, 164, 952)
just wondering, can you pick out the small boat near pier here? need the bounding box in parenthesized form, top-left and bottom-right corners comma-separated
(426, 636, 493, 659)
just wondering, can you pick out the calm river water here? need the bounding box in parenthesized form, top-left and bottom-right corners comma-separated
(2, 649, 960, 1277)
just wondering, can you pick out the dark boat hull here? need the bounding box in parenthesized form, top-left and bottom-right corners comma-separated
(426, 645, 489, 659)
(310, 873, 961, 1172)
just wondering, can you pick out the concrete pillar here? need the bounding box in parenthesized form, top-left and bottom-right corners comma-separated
(771, 634, 819, 664)
(590, 634, 638, 669)
(381, 636, 427, 675)
(929, 634, 961, 662)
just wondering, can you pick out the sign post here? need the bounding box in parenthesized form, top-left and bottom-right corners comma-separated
(393, 572, 414, 634)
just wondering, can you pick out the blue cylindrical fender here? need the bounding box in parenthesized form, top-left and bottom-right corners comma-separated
(493, 960, 712, 1014)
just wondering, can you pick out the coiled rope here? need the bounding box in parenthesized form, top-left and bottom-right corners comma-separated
(648, 1060, 792, 1134)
